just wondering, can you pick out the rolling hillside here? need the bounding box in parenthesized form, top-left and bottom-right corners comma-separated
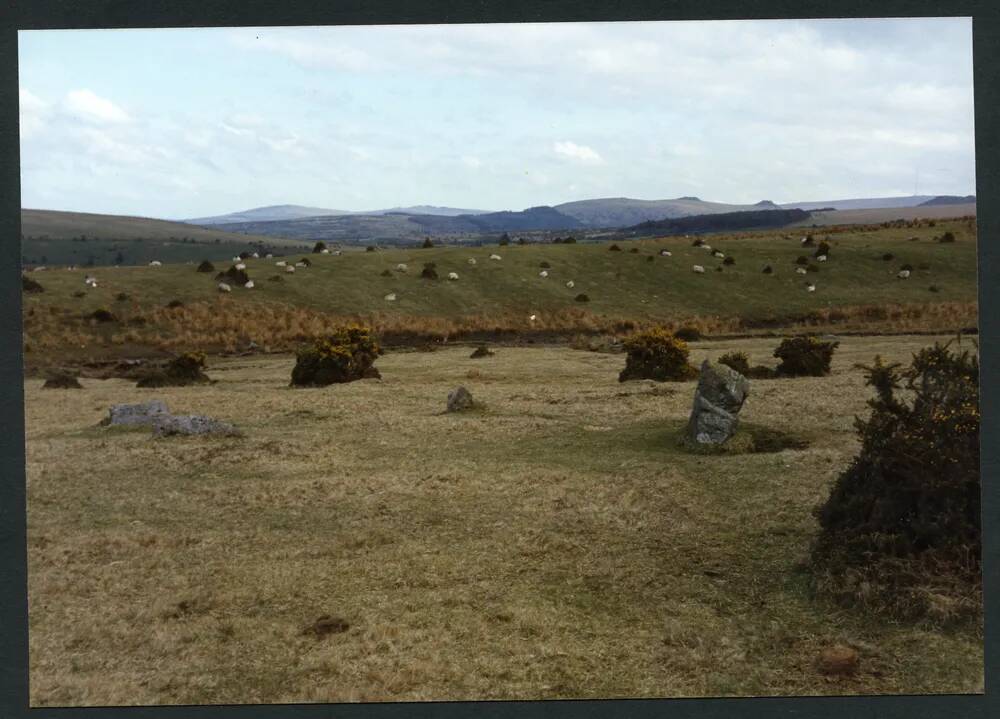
(790, 204, 977, 226)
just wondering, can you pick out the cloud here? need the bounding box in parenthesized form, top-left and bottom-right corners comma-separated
(461, 155, 482, 169)
(553, 141, 603, 165)
(19, 88, 49, 139)
(229, 31, 380, 72)
(63, 89, 131, 124)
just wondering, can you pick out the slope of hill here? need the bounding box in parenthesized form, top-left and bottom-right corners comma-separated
(553, 197, 768, 227)
(372, 205, 492, 216)
(791, 204, 977, 226)
(781, 196, 939, 211)
(626, 208, 812, 236)
(184, 204, 351, 225)
(20, 209, 311, 266)
(918, 195, 976, 207)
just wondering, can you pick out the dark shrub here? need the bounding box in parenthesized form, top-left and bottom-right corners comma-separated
(810, 343, 981, 620)
(575, 293, 590, 302)
(239, 251, 252, 260)
(72, 290, 86, 298)
(552, 237, 563, 244)
(380, 269, 392, 277)
(619, 328, 698, 382)
(422, 237, 434, 248)
(196, 260, 215, 273)
(21, 275, 44, 293)
(218, 265, 250, 285)
(290, 326, 382, 386)
(115, 292, 130, 302)
(313, 241, 327, 253)
(802, 234, 815, 247)
(299, 257, 313, 267)
(900, 263, 914, 272)
(609, 244, 621, 252)
(673, 325, 702, 342)
(806, 263, 820, 273)
(90, 308, 117, 323)
(137, 351, 211, 387)
(365, 246, 376, 252)
(268, 274, 284, 282)
(469, 345, 494, 359)
(692, 238, 705, 247)
(166, 299, 184, 309)
(539, 261, 551, 268)
(629, 247, 639, 253)
(420, 263, 439, 280)
(718, 351, 750, 375)
(929, 285, 940, 293)
(773, 336, 839, 376)
(563, 236, 577, 244)
(814, 241, 831, 257)
(762, 265, 773, 274)
(795, 255, 809, 265)
(882, 253, 895, 261)
(517, 237, 526, 245)
(647, 255, 655, 262)
(42, 370, 82, 389)
(498, 233, 509, 246)
(938, 231, 956, 243)
(723, 256, 735, 265)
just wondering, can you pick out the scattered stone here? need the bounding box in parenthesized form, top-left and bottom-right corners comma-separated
(447, 386, 476, 412)
(100, 400, 170, 427)
(817, 645, 860, 676)
(685, 360, 750, 445)
(151, 414, 242, 438)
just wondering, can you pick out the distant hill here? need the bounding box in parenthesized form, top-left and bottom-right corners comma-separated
(184, 204, 352, 225)
(372, 205, 492, 216)
(626, 208, 812, 236)
(780, 196, 940, 211)
(553, 197, 768, 227)
(918, 195, 976, 207)
(791, 203, 977, 227)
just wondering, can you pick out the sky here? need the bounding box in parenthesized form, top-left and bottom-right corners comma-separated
(18, 18, 976, 219)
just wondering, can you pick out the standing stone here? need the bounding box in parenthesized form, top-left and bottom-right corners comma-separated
(686, 360, 750, 445)
(447, 386, 475, 412)
(100, 400, 170, 427)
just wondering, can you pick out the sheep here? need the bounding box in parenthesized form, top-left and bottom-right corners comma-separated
(529, 314, 537, 322)
(384, 293, 397, 301)
(489, 254, 502, 260)
(235, 262, 247, 271)
(285, 265, 296, 273)
(232, 256, 241, 262)
(395, 263, 408, 272)
(265, 253, 273, 259)
(332, 250, 342, 256)
(817, 255, 828, 262)
(539, 270, 549, 278)
(275, 260, 287, 267)
(712, 251, 725, 259)
(149, 260, 162, 267)
(251, 252, 260, 258)
(468, 258, 477, 265)
(447, 272, 459, 280)
(218, 282, 232, 292)
(566, 280, 575, 288)
(800, 237, 808, 245)
(84, 275, 97, 285)
(806, 283, 816, 292)
(898, 269, 911, 279)
(320, 248, 330, 254)
(33, 266, 47, 272)
(244, 280, 255, 289)
(659, 249, 672, 257)
(701, 244, 713, 251)
(692, 265, 705, 273)
(796, 266, 808, 275)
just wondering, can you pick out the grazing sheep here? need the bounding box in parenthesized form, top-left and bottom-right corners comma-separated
(800, 237, 808, 245)
(295, 261, 307, 268)
(232, 256, 241, 262)
(244, 280, 255, 289)
(898, 269, 911, 279)
(149, 260, 162, 267)
(384, 293, 397, 301)
(712, 251, 725, 259)
(33, 266, 47, 272)
(235, 262, 247, 270)
(275, 260, 287, 267)
(692, 265, 705, 274)
(659, 250, 672, 257)
(529, 314, 537, 322)
(320, 248, 330, 254)
(218, 282, 232, 292)
(265, 253, 273, 259)
(566, 280, 575, 288)
(468, 258, 477, 265)
(489, 254, 502, 260)
(817, 255, 828, 262)
(448, 272, 459, 280)
(701, 244, 713, 251)
(806, 283, 816, 292)
(539, 270, 549, 278)
(285, 265, 296, 273)
(796, 266, 808, 275)
(251, 252, 260, 258)
(84, 275, 97, 284)
(333, 250, 342, 256)
(396, 263, 408, 272)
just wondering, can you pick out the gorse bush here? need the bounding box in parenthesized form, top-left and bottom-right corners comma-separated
(673, 325, 702, 342)
(22, 275, 44, 293)
(810, 341, 981, 621)
(773, 336, 839, 376)
(619, 327, 698, 382)
(291, 325, 382, 386)
(90, 308, 117, 323)
(422, 237, 434, 248)
(196, 260, 215, 273)
(313, 241, 327, 253)
(717, 351, 750, 375)
(217, 265, 250, 286)
(137, 351, 211, 387)
(814, 240, 831, 257)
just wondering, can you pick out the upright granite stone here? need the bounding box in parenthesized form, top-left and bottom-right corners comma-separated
(686, 360, 750, 445)
(101, 400, 170, 427)
(151, 414, 242, 437)
(447, 386, 475, 412)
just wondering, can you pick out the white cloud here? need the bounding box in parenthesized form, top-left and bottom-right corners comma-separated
(63, 89, 131, 124)
(553, 141, 603, 165)
(229, 31, 380, 72)
(461, 155, 482, 169)
(19, 88, 49, 139)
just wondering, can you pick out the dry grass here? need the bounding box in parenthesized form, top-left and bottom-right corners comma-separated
(25, 335, 982, 706)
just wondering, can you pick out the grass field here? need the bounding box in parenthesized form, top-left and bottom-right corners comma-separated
(791, 204, 977, 226)
(21, 219, 978, 362)
(24, 335, 983, 705)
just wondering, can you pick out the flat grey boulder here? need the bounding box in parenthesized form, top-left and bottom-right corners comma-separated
(101, 400, 170, 427)
(446, 386, 475, 412)
(686, 360, 750, 445)
(151, 414, 242, 437)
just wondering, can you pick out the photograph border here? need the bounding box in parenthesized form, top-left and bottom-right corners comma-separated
(1, 1, 996, 717)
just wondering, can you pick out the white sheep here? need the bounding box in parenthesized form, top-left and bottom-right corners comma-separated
(529, 314, 537, 322)
(232, 256, 241, 262)
(265, 253, 273, 259)
(251, 252, 260, 259)
(712, 251, 725, 259)
(149, 260, 162, 267)
(321, 248, 330, 254)
(384, 293, 397, 301)
(468, 258, 477, 265)
(539, 270, 549, 278)
(275, 260, 287, 267)
(659, 250, 672, 257)
(898, 269, 911, 279)
(490, 254, 502, 260)
(333, 250, 342, 256)
(806, 283, 816, 292)
(448, 272, 459, 280)
(235, 262, 247, 270)
(295, 261, 307, 268)
(692, 265, 705, 273)
(566, 280, 575, 288)
(796, 266, 808, 274)
(244, 280, 254, 289)
(33, 266, 46, 272)
(218, 282, 232, 292)
(701, 244, 712, 251)
(817, 255, 828, 262)
(285, 265, 296, 273)
(395, 263, 408, 272)
(800, 237, 808, 245)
